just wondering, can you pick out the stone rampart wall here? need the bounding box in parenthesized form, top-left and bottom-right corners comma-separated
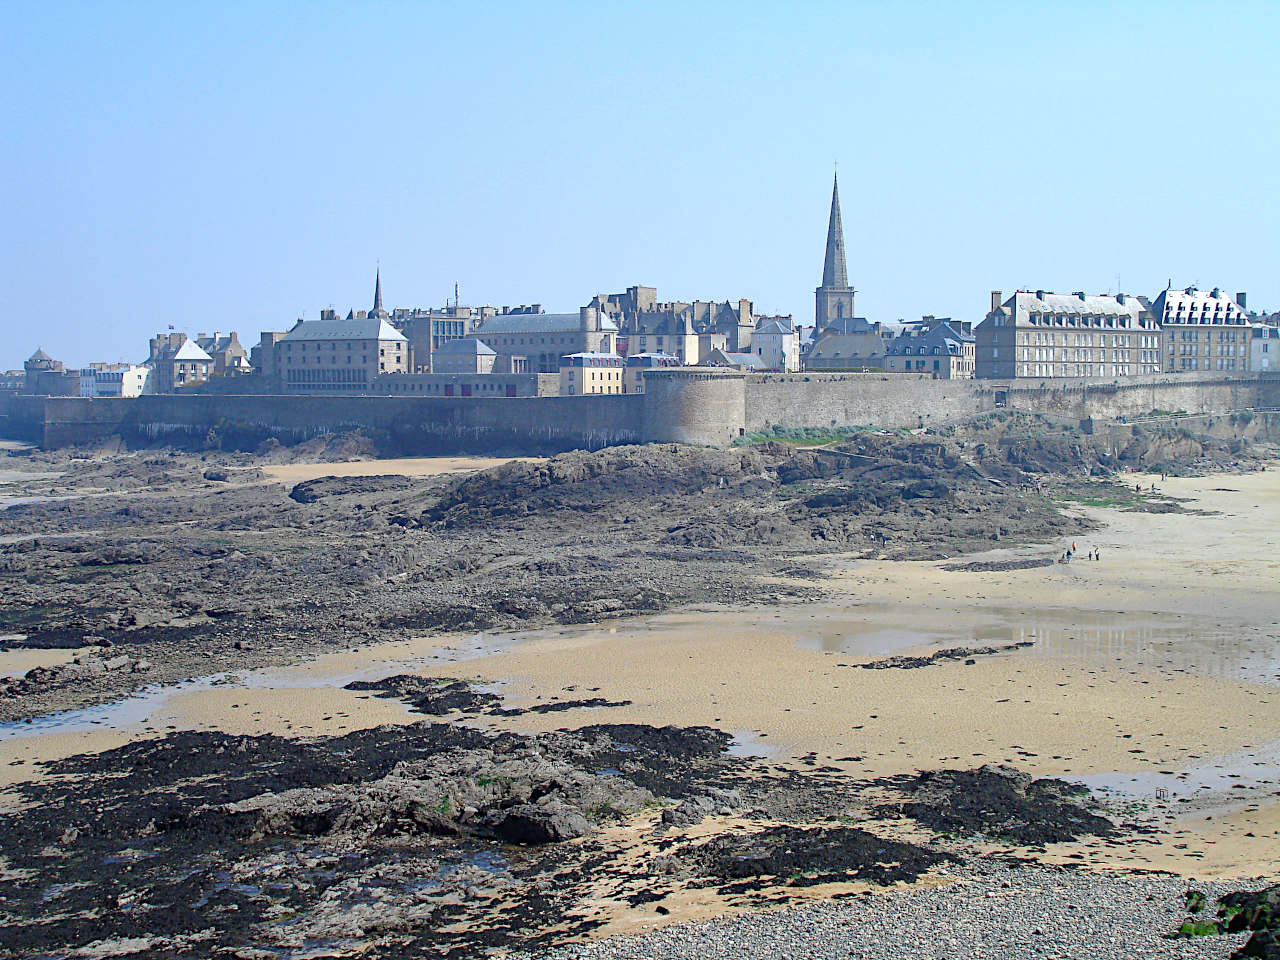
(745, 374, 988, 432)
(2, 372, 1274, 452)
(0, 393, 643, 454)
(745, 371, 1272, 432)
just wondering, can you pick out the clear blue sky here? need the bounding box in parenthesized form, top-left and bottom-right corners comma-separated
(3, 1, 1277, 368)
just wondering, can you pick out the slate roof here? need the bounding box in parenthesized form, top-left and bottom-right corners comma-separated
(280, 319, 407, 342)
(822, 316, 877, 335)
(172, 340, 214, 362)
(754, 317, 795, 336)
(195, 336, 242, 354)
(1149, 286, 1249, 324)
(477, 313, 618, 335)
(434, 337, 496, 356)
(885, 321, 973, 357)
(706, 348, 764, 370)
(999, 291, 1147, 324)
(624, 352, 680, 367)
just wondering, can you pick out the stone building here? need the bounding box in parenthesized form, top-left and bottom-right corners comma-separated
(619, 312, 728, 365)
(814, 173, 856, 333)
(804, 317, 890, 371)
(391, 303, 495, 372)
(1153, 285, 1250, 373)
(1250, 322, 1279, 372)
(593, 286, 756, 355)
(194, 332, 250, 375)
(883, 318, 975, 378)
(368, 371, 557, 397)
(975, 290, 1161, 379)
(277, 316, 408, 393)
(559, 351, 623, 395)
(23, 349, 79, 395)
(251, 332, 288, 386)
(474, 306, 617, 373)
(623, 352, 680, 394)
(430, 337, 498, 375)
(147, 334, 214, 392)
(751, 316, 801, 372)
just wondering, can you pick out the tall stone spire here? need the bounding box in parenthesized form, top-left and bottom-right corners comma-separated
(822, 173, 848, 288)
(814, 172, 855, 332)
(372, 267, 384, 313)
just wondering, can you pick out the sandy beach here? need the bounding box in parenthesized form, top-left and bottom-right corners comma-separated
(4, 469, 1278, 879)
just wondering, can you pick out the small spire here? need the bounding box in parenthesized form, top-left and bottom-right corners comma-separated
(373, 266, 383, 313)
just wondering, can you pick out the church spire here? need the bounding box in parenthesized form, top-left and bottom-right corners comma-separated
(372, 267, 383, 313)
(821, 173, 848, 288)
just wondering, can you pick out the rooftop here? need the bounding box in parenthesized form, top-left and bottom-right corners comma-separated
(172, 340, 214, 362)
(434, 337, 496, 356)
(755, 317, 795, 335)
(478, 313, 618, 335)
(281, 319, 407, 343)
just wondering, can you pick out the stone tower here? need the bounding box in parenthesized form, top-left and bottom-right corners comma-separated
(814, 173, 855, 332)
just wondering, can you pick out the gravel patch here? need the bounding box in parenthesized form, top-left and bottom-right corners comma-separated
(513, 864, 1259, 960)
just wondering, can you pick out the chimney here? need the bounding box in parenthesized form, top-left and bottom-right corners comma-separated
(1237, 291, 1247, 309)
(990, 290, 1002, 312)
(1035, 290, 1045, 300)
(1074, 291, 1086, 300)
(1117, 293, 1126, 304)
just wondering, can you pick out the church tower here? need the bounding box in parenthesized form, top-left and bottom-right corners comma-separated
(370, 267, 389, 319)
(814, 173, 855, 331)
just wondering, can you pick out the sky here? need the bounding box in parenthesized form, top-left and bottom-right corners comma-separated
(2, 1, 1278, 368)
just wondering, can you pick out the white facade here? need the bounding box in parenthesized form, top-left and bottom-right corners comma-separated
(752, 318, 801, 372)
(79, 364, 152, 397)
(1251, 324, 1280, 372)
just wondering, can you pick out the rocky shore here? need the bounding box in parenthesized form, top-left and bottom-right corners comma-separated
(0, 426, 1109, 722)
(1, 418, 1276, 959)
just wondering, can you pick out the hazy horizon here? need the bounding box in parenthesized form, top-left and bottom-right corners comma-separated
(3, 0, 1278, 369)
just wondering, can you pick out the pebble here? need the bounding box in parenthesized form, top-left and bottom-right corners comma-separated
(510, 864, 1257, 960)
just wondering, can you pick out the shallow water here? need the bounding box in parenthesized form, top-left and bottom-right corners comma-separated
(1082, 741, 1280, 800)
(4, 595, 1276, 744)
(0, 630, 525, 742)
(798, 602, 1279, 685)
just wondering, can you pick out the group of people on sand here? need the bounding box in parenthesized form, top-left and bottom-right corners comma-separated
(1060, 540, 1101, 563)
(1135, 473, 1167, 495)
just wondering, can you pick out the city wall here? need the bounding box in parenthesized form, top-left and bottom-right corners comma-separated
(1, 371, 1275, 452)
(0, 394, 643, 454)
(744, 371, 1276, 432)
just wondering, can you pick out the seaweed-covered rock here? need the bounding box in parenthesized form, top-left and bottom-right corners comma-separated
(492, 804, 595, 844)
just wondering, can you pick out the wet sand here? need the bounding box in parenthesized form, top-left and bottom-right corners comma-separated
(262, 456, 541, 485)
(0, 647, 74, 679)
(3, 469, 1279, 876)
